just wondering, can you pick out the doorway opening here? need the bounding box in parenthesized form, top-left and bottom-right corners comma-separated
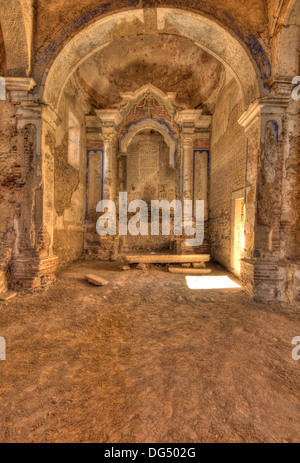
(232, 196, 245, 274)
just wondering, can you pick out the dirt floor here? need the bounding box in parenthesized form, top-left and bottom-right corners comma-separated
(0, 260, 299, 443)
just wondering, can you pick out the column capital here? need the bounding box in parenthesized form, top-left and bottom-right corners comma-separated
(266, 76, 294, 101)
(102, 127, 117, 145)
(238, 92, 292, 132)
(181, 135, 194, 148)
(96, 109, 123, 129)
(5, 77, 36, 105)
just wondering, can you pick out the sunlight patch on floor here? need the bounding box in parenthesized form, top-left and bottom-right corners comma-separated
(186, 276, 241, 290)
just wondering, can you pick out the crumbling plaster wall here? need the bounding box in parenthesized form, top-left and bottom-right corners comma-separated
(280, 97, 300, 301)
(281, 99, 300, 260)
(267, 0, 299, 76)
(209, 79, 246, 270)
(0, 98, 35, 292)
(48, 77, 89, 267)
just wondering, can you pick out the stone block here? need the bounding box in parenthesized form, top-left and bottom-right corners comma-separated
(85, 275, 109, 286)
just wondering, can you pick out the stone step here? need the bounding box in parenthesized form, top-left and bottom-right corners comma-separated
(168, 267, 212, 275)
(124, 254, 210, 264)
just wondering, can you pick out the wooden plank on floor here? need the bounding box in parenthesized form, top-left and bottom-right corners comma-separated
(124, 254, 210, 264)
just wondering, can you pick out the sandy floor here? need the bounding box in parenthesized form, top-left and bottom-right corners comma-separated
(0, 260, 299, 443)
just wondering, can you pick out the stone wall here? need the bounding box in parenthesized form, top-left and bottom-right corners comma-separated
(280, 98, 300, 302)
(50, 79, 88, 267)
(0, 99, 21, 292)
(0, 92, 57, 292)
(209, 79, 246, 270)
(126, 130, 177, 203)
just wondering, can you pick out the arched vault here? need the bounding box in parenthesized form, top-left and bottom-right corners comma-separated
(39, 8, 270, 110)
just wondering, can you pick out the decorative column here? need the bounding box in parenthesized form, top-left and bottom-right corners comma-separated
(176, 110, 211, 203)
(96, 110, 122, 203)
(5, 78, 58, 290)
(102, 128, 117, 202)
(238, 86, 293, 302)
(182, 135, 194, 200)
(95, 110, 122, 260)
(175, 110, 211, 254)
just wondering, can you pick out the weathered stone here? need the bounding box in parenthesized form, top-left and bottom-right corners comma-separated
(192, 262, 206, 269)
(136, 263, 149, 271)
(122, 265, 131, 271)
(0, 291, 17, 301)
(85, 275, 109, 286)
(125, 255, 210, 264)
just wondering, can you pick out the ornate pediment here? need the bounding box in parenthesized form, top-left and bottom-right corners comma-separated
(119, 84, 177, 128)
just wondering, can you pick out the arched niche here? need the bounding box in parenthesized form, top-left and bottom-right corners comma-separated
(120, 118, 177, 169)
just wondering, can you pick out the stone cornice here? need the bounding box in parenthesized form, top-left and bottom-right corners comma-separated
(5, 77, 36, 93)
(5, 77, 36, 104)
(266, 76, 294, 100)
(238, 95, 291, 131)
(95, 109, 123, 129)
(175, 110, 211, 133)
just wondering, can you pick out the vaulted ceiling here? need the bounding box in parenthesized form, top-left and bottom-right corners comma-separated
(77, 34, 225, 111)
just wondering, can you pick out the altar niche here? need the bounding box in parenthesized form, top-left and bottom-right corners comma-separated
(121, 129, 178, 252)
(125, 129, 177, 204)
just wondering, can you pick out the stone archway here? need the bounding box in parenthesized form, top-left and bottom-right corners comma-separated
(38, 8, 269, 110)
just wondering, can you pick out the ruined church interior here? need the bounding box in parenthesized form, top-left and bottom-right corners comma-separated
(0, 0, 299, 444)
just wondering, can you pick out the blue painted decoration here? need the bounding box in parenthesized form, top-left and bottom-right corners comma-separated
(86, 149, 104, 219)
